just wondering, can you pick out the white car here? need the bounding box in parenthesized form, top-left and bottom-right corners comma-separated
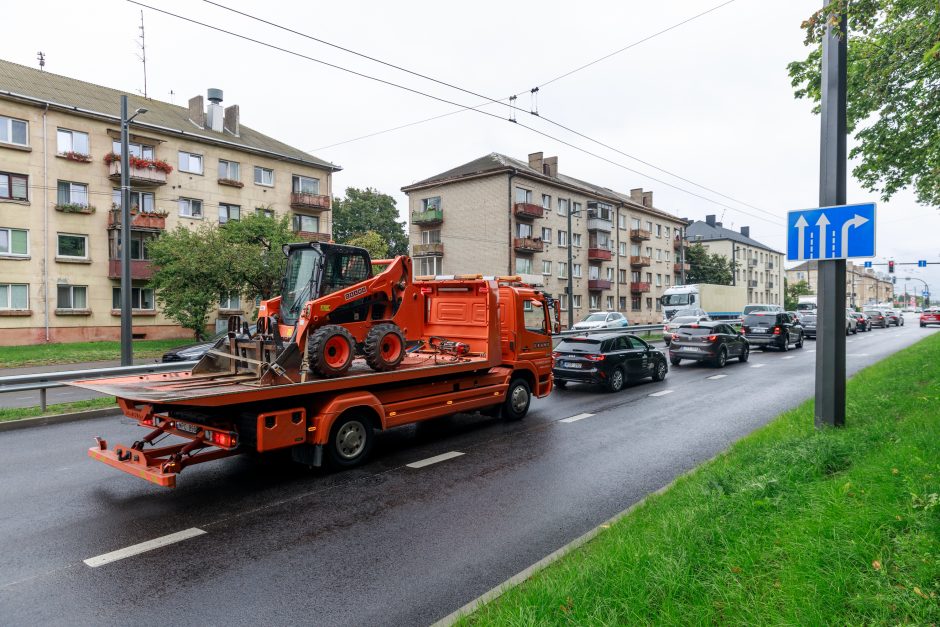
(571, 311, 630, 331)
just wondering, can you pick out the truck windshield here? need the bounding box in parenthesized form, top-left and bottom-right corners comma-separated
(662, 294, 691, 306)
(281, 248, 322, 325)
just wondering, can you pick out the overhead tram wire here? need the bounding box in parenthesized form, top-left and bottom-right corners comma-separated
(129, 1, 783, 226)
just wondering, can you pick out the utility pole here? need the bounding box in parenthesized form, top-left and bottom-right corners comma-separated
(814, 3, 848, 428)
(119, 96, 148, 366)
(566, 199, 575, 329)
(731, 242, 737, 286)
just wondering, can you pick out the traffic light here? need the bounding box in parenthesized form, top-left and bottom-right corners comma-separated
(888, 260, 895, 273)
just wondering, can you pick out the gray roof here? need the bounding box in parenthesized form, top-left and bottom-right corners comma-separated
(685, 220, 783, 254)
(0, 58, 339, 171)
(402, 152, 686, 224)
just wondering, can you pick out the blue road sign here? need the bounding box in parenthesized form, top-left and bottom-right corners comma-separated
(863, 261, 872, 268)
(787, 202, 876, 261)
(918, 260, 927, 267)
(924, 291, 930, 298)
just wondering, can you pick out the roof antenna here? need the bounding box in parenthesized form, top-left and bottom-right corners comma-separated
(530, 87, 539, 116)
(37, 51, 45, 71)
(137, 10, 148, 98)
(169, 89, 175, 104)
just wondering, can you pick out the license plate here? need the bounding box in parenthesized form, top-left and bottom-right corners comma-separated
(752, 328, 766, 333)
(562, 362, 582, 369)
(680, 346, 700, 352)
(176, 421, 200, 434)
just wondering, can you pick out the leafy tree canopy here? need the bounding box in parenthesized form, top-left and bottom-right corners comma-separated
(788, 1, 940, 205)
(345, 230, 389, 259)
(219, 212, 296, 300)
(785, 279, 814, 310)
(332, 187, 408, 256)
(684, 243, 733, 285)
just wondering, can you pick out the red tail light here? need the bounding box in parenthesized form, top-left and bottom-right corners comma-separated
(741, 326, 748, 333)
(584, 354, 605, 361)
(205, 430, 237, 448)
(707, 335, 718, 342)
(773, 326, 781, 335)
(551, 351, 560, 359)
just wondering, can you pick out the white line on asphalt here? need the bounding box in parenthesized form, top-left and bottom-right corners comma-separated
(848, 353, 870, 357)
(750, 364, 765, 368)
(560, 413, 595, 423)
(406, 451, 465, 469)
(648, 390, 673, 397)
(808, 349, 816, 352)
(706, 374, 727, 380)
(83, 528, 206, 568)
(782, 356, 794, 360)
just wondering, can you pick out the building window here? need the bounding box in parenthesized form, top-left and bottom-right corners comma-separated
(178, 197, 203, 218)
(515, 187, 532, 204)
(665, 275, 671, 286)
(515, 258, 533, 274)
(573, 263, 582, 278)
(618, 213, 627, 229)
(293, 214, 319, 232)
(656, 249, 662, 261)
(517, 222, 533, 238)
(256, 207, 275, 218)
(541, 194, 551, 209)
(292, 175, 319, 194)
(560, 293, 568, 312)
(656, 299, 662, 312)
(572, 201, 582, 216)
(420, 229, 441, 244)
(606, 296, 614, 310)
(631, 218, 641, 230)
(646, 297, 653, 310)
(112, 287, 154, 310)
(646, 220, 653, 232)
(130, 232, 152, 260)
(57, 181, 89, 208)
(606, 267, 614, 281)
(656, 224, 662, 238)
(111, 140, 154, 159)
(112, 190, 155, 212)
(631, 295, 641, 311)
(0, 115, 28, 146)
(218, 159, 240, 181)
(655, 274, 662, 287)
(557, 230, 567, 247)
(57, 233, 88, 259)
(254, 166, 274, 186)
(618, 269, 627, 283)
(0, 228, 29, 256)
(220, 293, 240, 311)
(589, 294, 600, 310)
(56, 128, 89, 155)
(572, 294, 582, 309)
(415, 256, 442, 276)
(619, 242, 627, 256)
(421, 196, 441, 211)
(632, 271, 640, 282)
(646, 272, 653, 283)
(542, 260, 552, 275)
(178, 151, 203, 174)
(557, 198, 568, 216)
(0, 283, 29, 310)
(0, 172, 28, 201)
(631, 243, 641, 256)
(219, 203, 240, 224)
(541, 227, 551, 242)
(589, 266, 600, 281)
(558, 262, 567, 278)
(572, 233, 582, 247)
(619, 296, 627, 311)
(57, 285, 87, 310)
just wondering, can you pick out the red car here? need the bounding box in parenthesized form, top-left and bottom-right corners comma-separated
(921, 308, 940, 327)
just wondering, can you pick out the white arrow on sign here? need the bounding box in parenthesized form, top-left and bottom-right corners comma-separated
(795, 215, 808, 259)
(840, 214, 869, 258)
(816, 213, 830, 258)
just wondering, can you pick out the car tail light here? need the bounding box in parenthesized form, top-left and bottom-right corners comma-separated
(552, 351, 560, 359)
(663, 325, 669, 332)
(584, 354, 605, 361)
(741, 326, 748, 333)
(773, 326, 781, 335)
(707, 335, 718, 342)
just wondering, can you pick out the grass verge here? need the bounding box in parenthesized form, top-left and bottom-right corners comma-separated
(464, 333, 940, 625)
(0, 338, 193, 368)
(0, 396, 117, 423)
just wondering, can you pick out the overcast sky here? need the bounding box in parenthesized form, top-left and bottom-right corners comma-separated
(4, 0, 937, 298)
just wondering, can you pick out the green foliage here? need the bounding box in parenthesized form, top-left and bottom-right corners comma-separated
(685, 242, 733, 285)
(788, 1, 940, 205)
(0, 396, 117, 423)
(219, 212, 296, 300)
(0, 338, 193, 368)
(345, 230, 389, 259)
(332, 187, 408, 256)
(786, 279, 814, 310)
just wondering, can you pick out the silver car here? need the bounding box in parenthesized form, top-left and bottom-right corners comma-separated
(571, 311, 630, 331)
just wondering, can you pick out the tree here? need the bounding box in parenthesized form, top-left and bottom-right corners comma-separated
(345, 230, 389, 259)
(219, 213, 296, 301)
(788, 1, 940, 205)
(785, 279, 814, 310)
(332, 187, 408, 256)
(684, 243, 733, 285)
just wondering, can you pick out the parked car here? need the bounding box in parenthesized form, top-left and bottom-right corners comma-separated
(743, 303, 784, 315)
(669, 321, 749, 368)
(800, 312, 817, 339)
(921, 308, 940, 327)
(552, 332, 668, 392)
(851, 311, 872, 332)
(663, 314, 711, 346)
(571, 311, 629, 331)
(162, 324, 257, 362)
(740, 311, 804, 351)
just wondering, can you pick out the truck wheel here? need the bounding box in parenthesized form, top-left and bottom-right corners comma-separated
(364, 323, 405, 371)
(502, 378, 531, 421)
(308, 325, 355, 378)
(326, 413, 373, 468)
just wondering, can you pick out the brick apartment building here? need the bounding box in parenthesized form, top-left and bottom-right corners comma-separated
(402, 152, 689, 325)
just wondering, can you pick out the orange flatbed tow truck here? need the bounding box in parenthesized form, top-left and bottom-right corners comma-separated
(77, 253, 556, 487)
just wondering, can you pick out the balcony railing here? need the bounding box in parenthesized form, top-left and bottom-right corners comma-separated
(412, 242, 444, 256)
(630, 228, 651, 241)
(748, 258, 758, 267)
(513, 237, 544, 253)
(108, 259, 153, 280)
(766, 282, 775, 290)
(293, 230, 331, 243)
(766, 262, 774, 270)
(412, 209, 443, 225)
(107, 161, 167, 186)
(630, 255, 651, 267)
(748, 280, 759, 288)
(586, 216, 612, 232)
(514, 203, 545, 219)
(673, 237, 687, 249)
(674, 262, 690, 273)
(289, 192, 330, 211)
(588, 279, 612, 290)
(108, 209, 166, 231)
(587, 247, 612, 261)
(630, 281, 651, 293)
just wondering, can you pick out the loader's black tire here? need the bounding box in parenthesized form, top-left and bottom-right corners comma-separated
(363, 323, 405, 371)
(308, 325, 355, 378)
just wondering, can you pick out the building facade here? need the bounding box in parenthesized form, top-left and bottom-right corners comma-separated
(685, 216, 785, 306)
(402, 152, 689, 325)
(786, 260, 894, 307)
(0, 59, 339, 345)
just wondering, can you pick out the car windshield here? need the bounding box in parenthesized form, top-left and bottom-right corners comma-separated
(744, 313, 776, 326)
(801, 314, 817, 322)
(677, 326, 716, 336)
(671, 316, 698, 325)
(662, 293, 691, 306)
(582, 313, 608, 322)
(557, 339, 603, 352)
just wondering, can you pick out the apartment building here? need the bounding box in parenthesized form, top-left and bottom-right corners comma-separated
(685, 216, 785, 306)
(786, 260, 894, 307)
(401, 152, 689, 325)
(0, 59, 339, 345)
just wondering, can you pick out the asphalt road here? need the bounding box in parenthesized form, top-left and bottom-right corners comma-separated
(0, 323, 933, 626)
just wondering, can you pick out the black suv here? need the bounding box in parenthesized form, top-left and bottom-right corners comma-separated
(669, 321, 750, 367)
(553, 333, 668, 392)
(741, 312, 804, 351)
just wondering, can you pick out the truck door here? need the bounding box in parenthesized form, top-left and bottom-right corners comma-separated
(518, 298, 553, 368)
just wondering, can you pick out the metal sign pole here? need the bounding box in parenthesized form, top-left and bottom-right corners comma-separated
(815, 5, 848, 428)
(120, 95, 133, 367)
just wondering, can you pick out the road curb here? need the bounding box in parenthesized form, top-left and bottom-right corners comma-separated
(0, 407, 119, 432)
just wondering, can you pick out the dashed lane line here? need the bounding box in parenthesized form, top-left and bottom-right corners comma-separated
(750, 364, 765, 368)
(706, 374, 727, 380)
(782, 356, 794, 360)
(648, 390, 673, 397)
(83, 528, 206, 568)
(406, 451, 465, 469)
(560, 413, 595, 424)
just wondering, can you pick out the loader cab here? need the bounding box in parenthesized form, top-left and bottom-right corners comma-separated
(280, 242, 373, 325)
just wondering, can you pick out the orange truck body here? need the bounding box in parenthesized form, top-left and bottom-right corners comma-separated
(79, 277, 554, 487)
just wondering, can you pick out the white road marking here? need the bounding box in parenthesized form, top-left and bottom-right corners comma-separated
(648, 390, 673, 397)
(706, 374, 727, 380)
(560, 413, 595, 423)
(808, 349, 816, 352)
(83, 528, 206, 568)
(750, 364, 765, 368)
(14, 396, 34, 401)
(406, 451, 465, 469)
(848, 353, 870, 357)
(782, 356, 795, 360)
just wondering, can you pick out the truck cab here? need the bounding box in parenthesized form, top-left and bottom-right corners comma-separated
(661, 285, 698, 320)
(497, 282, 555, 398)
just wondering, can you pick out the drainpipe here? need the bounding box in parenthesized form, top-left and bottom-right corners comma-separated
(42, 103, 50, 342)
(507, 170, 516, 275)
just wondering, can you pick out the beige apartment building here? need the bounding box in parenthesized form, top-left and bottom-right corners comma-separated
(685, 216, 785, 306)
(401, 152, 689, 326)
(786, 260, 894, 307)
(0, 59, 338, 345)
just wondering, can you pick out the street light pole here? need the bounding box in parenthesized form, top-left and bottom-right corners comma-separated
(119, 96, 147, 366)
(566, 200, 574, 329)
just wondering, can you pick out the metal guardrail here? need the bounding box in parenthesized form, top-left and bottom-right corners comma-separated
(0, 361, 197, 411)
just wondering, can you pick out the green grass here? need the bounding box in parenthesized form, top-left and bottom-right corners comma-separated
(0, 338, 194, 368)
(464, 333, 940, 625)
(0, 396, 117, 423)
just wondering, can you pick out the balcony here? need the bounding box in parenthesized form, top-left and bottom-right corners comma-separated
(293, 230, 331, 243)
(673, 237, 687, 249)
(108, 209, 166, 231)
(290, 192, 330, 211)
(514, 203, 545, 220)
(748, 280, 759, 288)
(586, 215, 612, 232)
(108, 259, 153, 280)
(412, 242, 444, 256)
(630, 281, 651, 293)
(674, 262, 690, 273)
(630, 228, 651, 241)
(748, 258, 758, 267)
(513, 237, 544, 253)
(630, 255, 651, 267)
(766, 262, 775, 270)
(587, 247, 612, 261)
(412, 209, 443, 225)
(107, 161, 167, 186)
(588, 279, 612, 290)
(766, 282, 775, 290)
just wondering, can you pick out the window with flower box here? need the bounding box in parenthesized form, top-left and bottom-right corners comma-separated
(57, 129, 89, 156)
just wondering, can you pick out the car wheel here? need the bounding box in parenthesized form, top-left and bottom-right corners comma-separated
(651, 359, 667, 381)
(606, 367, 625, 392)
(739, 345, 749, 362)
(554, 379, 567, 389)
(502, 377, 531, 421)
(781, 337, 789, 352)
(714, 347, 728, 368)
(852, 325, 858, 335)
(670, 355, 681, 366)
(921, 322, 926, 328)
(796, 333, 804, 349)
